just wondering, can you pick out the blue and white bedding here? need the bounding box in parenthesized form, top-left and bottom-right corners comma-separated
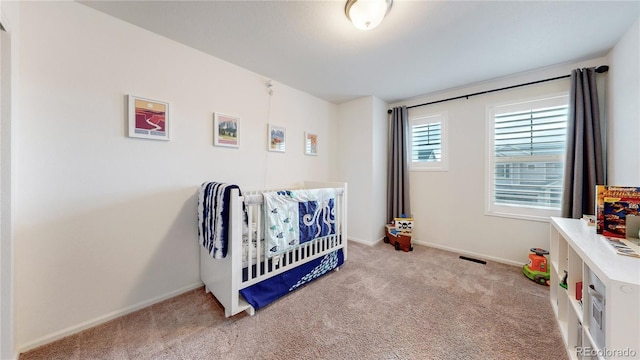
(239, 249, 344, 310)
(263, 188, 337, 257)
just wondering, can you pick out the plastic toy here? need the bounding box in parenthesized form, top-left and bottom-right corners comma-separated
(394, 216, 414, 233)
(384, 223, 413, 252)
(523, 247, 550, 285)
(560, 270, 568, 289)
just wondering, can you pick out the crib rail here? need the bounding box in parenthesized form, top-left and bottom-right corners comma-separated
(243, 188, 344, 205)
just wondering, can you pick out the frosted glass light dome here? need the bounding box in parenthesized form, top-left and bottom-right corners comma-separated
(345, 0, 393, 30)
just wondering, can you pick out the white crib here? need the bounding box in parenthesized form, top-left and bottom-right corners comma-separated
(200, 181, 348, 317)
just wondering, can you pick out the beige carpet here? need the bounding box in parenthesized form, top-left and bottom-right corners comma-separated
(20, 241, 568, 360)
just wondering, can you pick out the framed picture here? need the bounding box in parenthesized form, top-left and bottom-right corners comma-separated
(268, 124, 286, 152)
(304, 132, 318, 156)
(128, 95, 169, 140)
(213, 113, 239, 148)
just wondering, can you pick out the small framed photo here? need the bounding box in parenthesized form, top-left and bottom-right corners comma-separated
(213, 113, 239, 148)
(268, 124, 286, 152)
(304, 132, 318, 156)
(128, 95, 169, 140)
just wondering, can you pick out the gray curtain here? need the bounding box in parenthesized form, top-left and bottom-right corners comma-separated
(387, 106, 411, 222)
(561, 68, 605, 218)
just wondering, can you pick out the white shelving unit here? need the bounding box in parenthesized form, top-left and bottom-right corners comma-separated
(550, 217, 640, 360)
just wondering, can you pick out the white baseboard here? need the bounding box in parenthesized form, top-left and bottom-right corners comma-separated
(18, 282, 203, 354)
(412, 239, 522, 267)
(347, 237, 377, 246)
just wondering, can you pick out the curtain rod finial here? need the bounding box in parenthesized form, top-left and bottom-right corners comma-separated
(596, 65, 609, 73)
(387, 109, 392, 114)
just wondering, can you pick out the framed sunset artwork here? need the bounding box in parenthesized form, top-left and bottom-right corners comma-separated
(128, 95, 170, 140)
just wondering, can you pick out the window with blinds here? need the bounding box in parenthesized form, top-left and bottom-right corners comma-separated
(487, 94, 568, 219)
(413, 122, 441, 161)
(410, 113, 448, 171)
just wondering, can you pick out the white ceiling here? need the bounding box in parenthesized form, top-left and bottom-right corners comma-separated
(79, 0, 639, 104)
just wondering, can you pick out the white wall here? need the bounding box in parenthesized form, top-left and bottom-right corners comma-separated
(337, 97, 374, 243)
(336, 95, 388, 244)
(14, 1, 338, 351)
(607, 18, 640, 186)
(0, 1, 18, 358)
(0, 29, 13, 360)
(392, 57, 607, 266)
(371, 97, 388, 241)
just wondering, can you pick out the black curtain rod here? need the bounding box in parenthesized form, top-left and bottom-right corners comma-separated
(387, 65, 609, 114)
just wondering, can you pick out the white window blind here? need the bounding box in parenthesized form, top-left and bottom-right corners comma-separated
(487, 94, 568, 219)
(412, 122, 441, 162)
(410, 113, 448, 171)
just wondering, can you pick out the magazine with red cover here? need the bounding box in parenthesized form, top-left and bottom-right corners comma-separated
(596, 185, 606, 234)
(601, 186, 640, 238)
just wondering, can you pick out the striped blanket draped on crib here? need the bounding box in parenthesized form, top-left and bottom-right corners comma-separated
(197, 182, 246, 259)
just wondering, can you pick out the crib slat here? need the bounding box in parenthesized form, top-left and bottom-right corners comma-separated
(247, 204, 254, 280)
(256, 204, 263, 277)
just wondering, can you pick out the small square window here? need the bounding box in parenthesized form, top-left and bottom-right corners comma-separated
(410, 113, 448, 171)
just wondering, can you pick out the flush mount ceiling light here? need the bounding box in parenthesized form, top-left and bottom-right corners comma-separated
(345, 0, 393, 30)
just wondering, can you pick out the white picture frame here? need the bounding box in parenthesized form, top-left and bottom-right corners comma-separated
(213, 113, 240, 148)
(268, 124, 286, 152)
(128, 95, 170, 141)
(304, 132, 318, 156)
